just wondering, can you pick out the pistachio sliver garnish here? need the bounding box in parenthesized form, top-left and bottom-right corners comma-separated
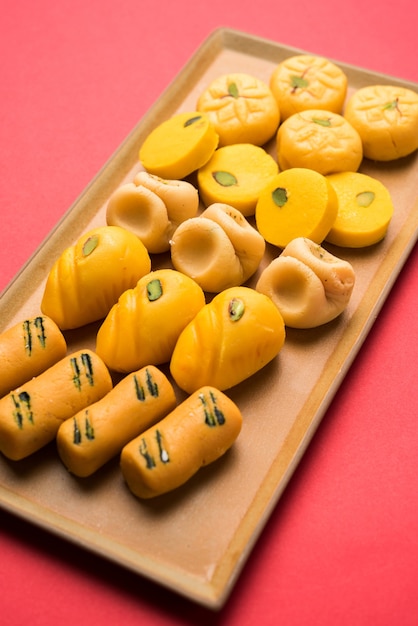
(228, 82, 239, 98)
(272, 187, 288, 208)
(228, 297, 245, 321)
(356, 191, 375, 207)
(82, 235, 99, 257)
(213, 170, 238, 187)
(147, 278, 163, 301)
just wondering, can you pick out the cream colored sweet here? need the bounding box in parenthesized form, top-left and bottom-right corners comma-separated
(106, 172, 199, 254)
(256, 237, 355, 328)
(57, 365, 177, 477)
(120, 386, 243, 499)
(270, 54, 348, 120)
(0, 315, 67, 398)
(170, 203, 266, 292)
(344, 84, 418, 160)
(196, 73, 280, 147)
(0, 349, 112, 461)
(276, 109, 363, 174)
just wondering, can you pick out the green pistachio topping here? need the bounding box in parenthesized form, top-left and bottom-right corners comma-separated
(356, 191, 375, 207)
(228, 297, 245, 321)
(82, 235, 99, 257)
(272, 187, 288, 208)
(312, 117, 332, 127)
(147, 278, 163, 301)
(184, 115, 203, 127)
(213, 170, 238, 187)
(383, 98, 399, 112)
(291, 75, 309, 90)
(228, 82, 239, 98)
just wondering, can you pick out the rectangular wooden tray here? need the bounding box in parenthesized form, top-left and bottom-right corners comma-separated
(0, 28, 417, 609)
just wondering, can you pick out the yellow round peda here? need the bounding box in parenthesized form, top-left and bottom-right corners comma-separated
(196, 73, 280, 147)
(270, 54, 348, 121)
(276, 109, 363, 174)
(344, 84, 418, 161)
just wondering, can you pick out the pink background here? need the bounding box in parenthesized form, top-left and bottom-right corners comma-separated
(1, 1, 417, 624)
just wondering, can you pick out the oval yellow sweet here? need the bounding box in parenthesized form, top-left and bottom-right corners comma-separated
(276, 109, 363, 174)
(170, 286, 285, 393)
(139, 111, 219, 179)
(270, 54, 348, 121)
(325, 171, 395, 247)
(196, 73, 280, 147)
(255, 168, 338, 249)
(197, 143, 279, 216)
(96, 269, 206, 373)
(344, 84, 418, 161)
(41, 226, 151, 330)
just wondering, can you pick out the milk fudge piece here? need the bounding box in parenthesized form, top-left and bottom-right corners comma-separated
(57, 365, 176, 477)
(0, 349, 112, 461)
(0, 315, 67, 398)
(270, 54, 348, 120)
(344, 84, 418, 160)
(120, 386, 243, 499)
(276, 109, 363, 174)
(197, 73, 280, 147)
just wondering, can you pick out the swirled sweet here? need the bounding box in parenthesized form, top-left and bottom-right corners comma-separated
(41, 226, 151, 330)
(170, 286, 286, 393)
(96, 269, 206, 373)
(256, 237, 355, 328)
(170, 203, 265, 292)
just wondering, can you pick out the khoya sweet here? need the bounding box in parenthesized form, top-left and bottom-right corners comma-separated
(170, 286, 286, 394)
(255, 168, 338, 249)
(196, 72, 280, 147)
(0, 349, 112, 461)
(41, 226, 151, 330)
(256, 237, 355, 328)
(269, 54, 348, 121)
(120, 386, 243, 499)
(325, 171, 395, 247)
(197, 143, 279, 217)
(170, 203, 266, 293)
(139, 111, 219, 179)
(0, 315, 67, 398)
(57, 365, 177, 477)
(344, 84, 418, 161)
(276, 109, 363, 174)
